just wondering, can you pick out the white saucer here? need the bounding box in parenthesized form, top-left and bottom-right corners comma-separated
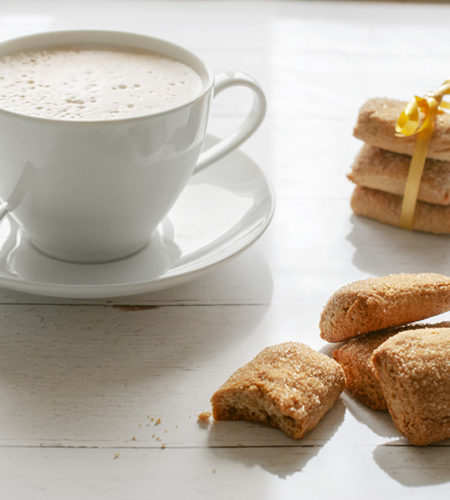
(0, 137, 275, 298)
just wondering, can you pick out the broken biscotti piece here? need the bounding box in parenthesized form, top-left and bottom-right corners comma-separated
(372, 327, 450, 445)
(210, 342, 345, 440)
(348, 144, 450, 206)
(332, 321, 450, 410)
(350, 185, 450, 234)
(320, 273, 450, 343)
(353, 97, 450, 162)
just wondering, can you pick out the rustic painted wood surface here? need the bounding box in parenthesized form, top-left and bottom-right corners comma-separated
(0, 1, 449, 498)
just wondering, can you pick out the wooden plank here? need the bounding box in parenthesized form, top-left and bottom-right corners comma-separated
(0, 304, 447, 449)
(0, 445, 448, 500)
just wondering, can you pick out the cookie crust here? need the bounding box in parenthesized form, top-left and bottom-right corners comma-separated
(333, 322, 450, 410)
(320, 273, 450, 342)
(350, 185, 450, 234)
(348, 144, 450, 206)
(372, 327, 450, 445)
(353, 97, 450, 162)
(211, 342, 345, 439)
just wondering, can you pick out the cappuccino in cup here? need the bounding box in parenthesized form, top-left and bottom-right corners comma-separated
(0, 31, 266, 263)
(0, 47, 203, 120)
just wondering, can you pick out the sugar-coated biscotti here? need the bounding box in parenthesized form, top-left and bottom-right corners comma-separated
(350, 185, 450, 234)
(332, 321, 450, 410)
(211, 342, 345, 440)
(320, 273, 450, 342)
(353, 97, 450, 162)
(348, 144, 450, 205)
(372, 327, 450, 445)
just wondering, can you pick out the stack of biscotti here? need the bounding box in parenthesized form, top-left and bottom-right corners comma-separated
(320, 272, 450, 445)
(349, 98, 450, 234)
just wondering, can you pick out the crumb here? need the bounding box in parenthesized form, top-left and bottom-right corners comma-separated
(131, 435, 136, 441)
(138, 424, 142, 428)
(164, 429, 168, 433)
(150, 417, 154, 422)
(212, 469, 216, 474)
(197, 411, 212, 423)
(155, 418, 161, 426)
(161, 444, 166, 449)
(156, 437, 161, 442)
(152, 433, 155, 438)
(113, 453, 120, 460)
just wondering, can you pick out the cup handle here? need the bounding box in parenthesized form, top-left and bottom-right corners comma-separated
(193, 71, 266, 174)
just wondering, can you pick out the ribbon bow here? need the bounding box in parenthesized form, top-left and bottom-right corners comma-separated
(395, 80, 450, 229)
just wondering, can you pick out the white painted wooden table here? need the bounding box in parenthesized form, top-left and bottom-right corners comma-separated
(0, 1, 449, 498)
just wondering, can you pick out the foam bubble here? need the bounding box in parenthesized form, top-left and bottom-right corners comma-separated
(0, 47, 202, 120)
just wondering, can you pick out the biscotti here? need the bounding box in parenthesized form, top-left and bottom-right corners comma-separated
(333, 329, 399, 410)
(350, 185, 450, 234)
(353, 97, 450, 162)
(320, 273, 450, 342)
(372, 327, 450, 445)
(348, 144, 450, 205)
(211, 342, 345, 440)
(332, 321, 450, 410)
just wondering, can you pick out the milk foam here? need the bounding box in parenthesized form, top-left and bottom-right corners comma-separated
(0, 47, 203, 120)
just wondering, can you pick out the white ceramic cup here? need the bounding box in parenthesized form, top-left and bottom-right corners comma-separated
(0, 30, 266, 263)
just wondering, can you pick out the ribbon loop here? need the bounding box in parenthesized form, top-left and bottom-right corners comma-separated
(395, 80, 450, 230)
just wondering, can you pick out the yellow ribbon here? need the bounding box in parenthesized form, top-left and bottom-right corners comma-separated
(395, 80, 450, 229)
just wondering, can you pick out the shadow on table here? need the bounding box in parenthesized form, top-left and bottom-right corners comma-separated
(142, 246, 274, 305)
(373, 441, 450, 486)
(318, 344, 400, 439)
(346, 215, 450, 276)
(0, 248, 274, 441)
(340, 391, 399, 439)
(206, 399, 346, 478)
